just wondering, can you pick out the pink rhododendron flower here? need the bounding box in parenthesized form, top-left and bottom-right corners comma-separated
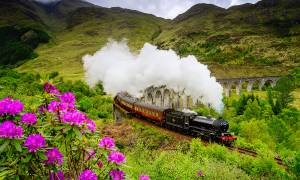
(79, 169, 97, 180)
(50, 170, 64, 180)
(59, 92, 75, 109)
(24, 134, 46, 152)
(99, 137, 115, 150)
(197, 170, 204, 177)
(45, 148, 63, 166)
(0, 97, 24, 116)
(139, 175, 150, 180)
(48, 100, 60, 113)
(0, 120, 23, 139)
(108, 151, 126, 165)
(61, 110, 86, 126)
(20, 113, 37, 125)
(48, 101, 68, 113)
(86, 119, 96, 132)
(44, 83, 60, 95)
(109, 169, 125, 180)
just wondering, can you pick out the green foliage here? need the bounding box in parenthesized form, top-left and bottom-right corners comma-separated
(233, 94, 260, 115)
(0, 26, 50, 66)
(292, 151, 300, 176)
(290, 68, 300, 87)
(267, 73, 297, 114)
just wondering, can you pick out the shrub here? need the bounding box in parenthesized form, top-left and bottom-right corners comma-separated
(0, 82, 128, 179)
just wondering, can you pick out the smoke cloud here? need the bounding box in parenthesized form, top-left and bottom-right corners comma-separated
(83, 40, 224, 112)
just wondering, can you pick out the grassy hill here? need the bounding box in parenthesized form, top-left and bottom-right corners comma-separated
(0, 0, 299, 79)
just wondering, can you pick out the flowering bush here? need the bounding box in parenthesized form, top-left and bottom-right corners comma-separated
(0, 82, 134, 179)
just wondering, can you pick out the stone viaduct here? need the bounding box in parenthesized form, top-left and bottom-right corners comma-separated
(139, 76, 280, 109)
(140, 85, 194, 110)
(217, 76, 280, 97)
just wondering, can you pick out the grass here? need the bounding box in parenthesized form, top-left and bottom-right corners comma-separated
(17, 13, 165, 80)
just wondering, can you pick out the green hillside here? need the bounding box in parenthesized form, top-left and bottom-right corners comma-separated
(0, 0, 299, 79)
(154, 0, 300, 77)
(0, 0, 166, 79)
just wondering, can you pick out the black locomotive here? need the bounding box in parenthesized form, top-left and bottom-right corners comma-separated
(114, 92, 236, 145)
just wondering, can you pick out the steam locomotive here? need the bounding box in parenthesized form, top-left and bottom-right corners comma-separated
(113, 92, 236, 145)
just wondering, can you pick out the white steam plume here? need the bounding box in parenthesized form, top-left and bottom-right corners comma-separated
(83, 40, 224, 112)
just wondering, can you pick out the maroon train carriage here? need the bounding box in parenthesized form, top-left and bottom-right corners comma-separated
(133, 102, 172, 125)
(113, 92, 171, 124)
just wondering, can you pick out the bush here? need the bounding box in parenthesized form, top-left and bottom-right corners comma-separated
(0, 82, 128, 179)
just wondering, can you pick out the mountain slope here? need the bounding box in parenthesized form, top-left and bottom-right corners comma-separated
(154, 0, 300, 77)
(9, 0, 167, 79)
(1, 0, 299, 78)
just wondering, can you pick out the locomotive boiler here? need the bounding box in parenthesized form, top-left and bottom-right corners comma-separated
(114, 92, 236, 145)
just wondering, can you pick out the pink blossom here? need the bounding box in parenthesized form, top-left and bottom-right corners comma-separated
(0, 121, 23, 139)
(86, 119, 96, 132)
(109, 169, 125, 180)
(45, 148, 63, 166)
(20, 113, 37, 126)
(99, 137, 115, 150)
(197, 170, 204, 177)
(44, 83, 60, 95)
(48, 100, 68, 113)
(79, 169, 97, 180)
(139, 175, 150, 180)
(48, 100, 60, 113)
(59, 92, 75, 109)
(24, 134, 46, 152)
(61, 110, 86, 126)
(108, 151, 126, 165)
(0, 97, 24, 116)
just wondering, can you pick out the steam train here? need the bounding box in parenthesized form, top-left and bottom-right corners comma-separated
(113, 92, 237, 145)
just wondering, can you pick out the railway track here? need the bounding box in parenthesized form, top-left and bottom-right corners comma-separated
(115, 107, 285, 167)
(130, 117, 285, 167)
(227, 147, 284, 166)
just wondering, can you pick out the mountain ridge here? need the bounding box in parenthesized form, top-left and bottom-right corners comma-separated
(0, 0, 299, 79)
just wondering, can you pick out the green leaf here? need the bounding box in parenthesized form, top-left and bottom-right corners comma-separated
(22, 154, 32, 163)
(0, 141, 10, 153)
(66, 132, 73, 141)
(13, 141, 22, 152)
(37, 151, 47, 160)
(74, 128, 82, 140)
